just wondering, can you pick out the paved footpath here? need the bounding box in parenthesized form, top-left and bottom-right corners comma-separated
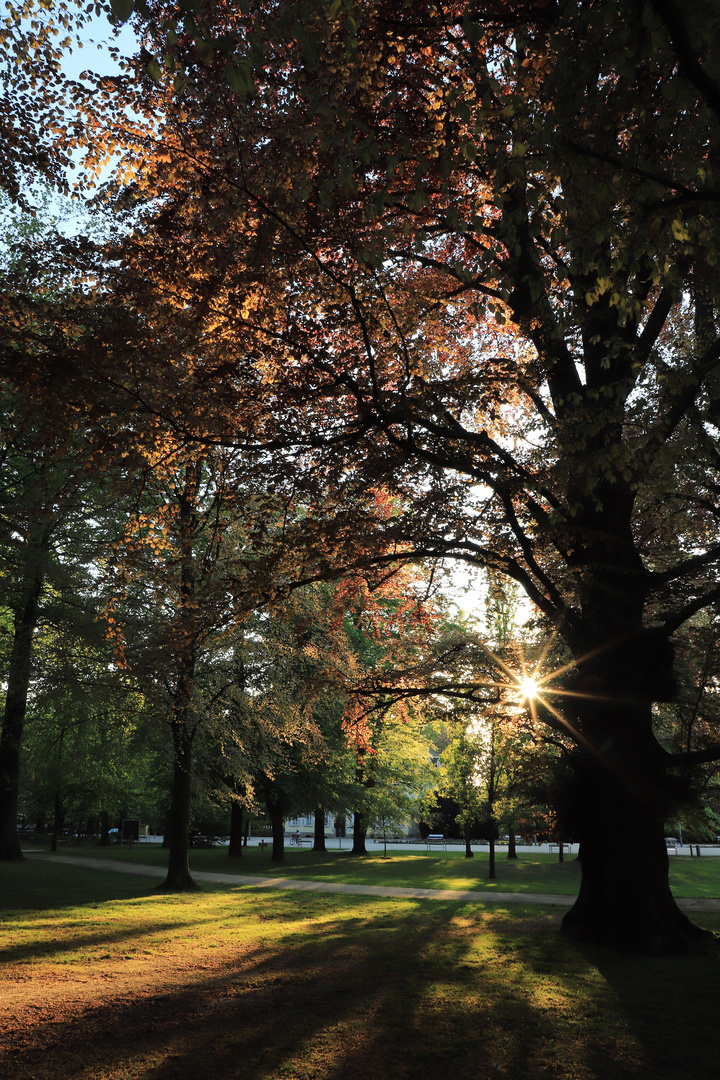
(25, 853, 720, 912)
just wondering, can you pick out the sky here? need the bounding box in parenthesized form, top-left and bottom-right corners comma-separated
(60, 11, 138, 82)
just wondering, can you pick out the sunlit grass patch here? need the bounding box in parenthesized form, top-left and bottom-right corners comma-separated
(2, 859, 720, 1079)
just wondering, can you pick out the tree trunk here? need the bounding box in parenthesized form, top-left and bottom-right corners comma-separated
(464, 822, 474, 858)
(487, 727, 497, 879)
(160, 715, 197, 891)
(269, 804, 285, 862)
(159, 470, 200, 892)
(99, 809, 110, 847)
(507, 828, 518, 859)
(50, 790, 63, 853)
(561, 676, 714, 952)
(313, 806, 327, 852)
(351, 811, 368, 855)
(228, 801, 243, 857)
(0, 528, 48, 861)
(558, 840, 564, 863)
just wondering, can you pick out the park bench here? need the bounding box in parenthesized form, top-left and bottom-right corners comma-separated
(426, 834, 447, 850)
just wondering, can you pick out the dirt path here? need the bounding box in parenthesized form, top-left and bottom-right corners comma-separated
(25, 852, 720, 910)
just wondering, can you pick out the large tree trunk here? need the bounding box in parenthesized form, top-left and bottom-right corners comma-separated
(562, 787, 708, 951)
(0, 527, 48, 861)
(546, 440, 720, 953)
(507, 828, 518, 860)
(560, 633, 714, 952)
(464, 821, 474, 859)
(313, 806, 327, 853)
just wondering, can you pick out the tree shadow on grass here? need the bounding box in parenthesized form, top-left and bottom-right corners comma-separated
(2, 892, 690, 1080)
(565, 916, 720, 1080)
(0, 856, 160, 911)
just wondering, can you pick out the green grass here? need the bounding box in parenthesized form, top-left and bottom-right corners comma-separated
(1, 857, 720, 1080)
(43, 842, 720, 898)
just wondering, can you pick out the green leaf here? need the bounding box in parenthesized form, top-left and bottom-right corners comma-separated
(109, 0, 134, 23)
(226, 59, 253, 95)
(146, 58, 163, 84)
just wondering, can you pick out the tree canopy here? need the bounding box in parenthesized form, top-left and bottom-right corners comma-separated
(4, 0, 720, 950)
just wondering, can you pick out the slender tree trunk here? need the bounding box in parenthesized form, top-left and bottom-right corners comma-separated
(313, 806, 327, 852)
(50, 790, 63, 853)
(488, 834, 496, 880)
(99, 810, 110, 847)
(160, 712, 197, 891)
(351, 753, 373, 856)
(228, 801, 243, 857)
(269, 804, 285, 862)
(488, 730, 497, 880)
(558, 840, 564, 863)
(160, 470, 200, 892)
(508, 828, 518, 859)
(464, 821, 474, 858)
(0, 527, 49, 861)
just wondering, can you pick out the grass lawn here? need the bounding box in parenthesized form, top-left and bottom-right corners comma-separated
(44, 841, 720, 898)
(1, 857, 720, 1079)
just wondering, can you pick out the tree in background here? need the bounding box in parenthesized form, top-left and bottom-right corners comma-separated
(437, 726, 487, 860)
(0, 390, 122, 859)
(101, 448, 275, 888)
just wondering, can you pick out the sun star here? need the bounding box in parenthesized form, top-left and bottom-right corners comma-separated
(517, 674, 540, 700)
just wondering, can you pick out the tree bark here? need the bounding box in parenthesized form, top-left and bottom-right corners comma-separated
(313, 806, 327, 852)
(160, 714, 198, 891)
(351, 811, 368, 855)
(507, 829, 518, 859)
(0, 524, 49, 861)
(269, 803, 285, 862)
(228, 801, 243, 857)
(99, 809, 110, 847)
(560, 652, 715, 952)
(159, 469, 200, 892)
(464, 821, 474, 858)
(488, 834, 496, 880)
(50, 790, 63, 853)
